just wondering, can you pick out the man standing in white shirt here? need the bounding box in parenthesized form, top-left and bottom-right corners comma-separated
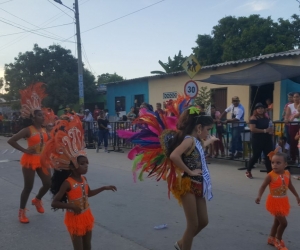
(220, 96, 245, 159)
(83, 109, 94, 144)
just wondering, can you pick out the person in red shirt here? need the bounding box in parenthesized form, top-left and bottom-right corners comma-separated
(93, 105, 101, 121)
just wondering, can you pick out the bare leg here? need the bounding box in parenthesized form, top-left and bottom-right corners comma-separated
(176, 193, 198, 250)
(82, 231, 92, 250)
(20, 167, 35, 209)
(275, 216, 287, 241)
(71, 235, 83, 250)
(270, 217, 279, 237)
(35, 168, 51, 200)
(194, 197, 208, 235)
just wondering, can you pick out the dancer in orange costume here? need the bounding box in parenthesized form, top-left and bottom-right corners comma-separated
(256, 152, 300, 250)
(42, 107, 56, 136)
(7, 82, 50, 223)
(41, 115, 117, 250)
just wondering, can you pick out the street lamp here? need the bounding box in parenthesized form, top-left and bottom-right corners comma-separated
(54, 0, 85, 106)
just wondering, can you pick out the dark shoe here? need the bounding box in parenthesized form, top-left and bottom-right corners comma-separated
(245, 171, 253, 179)
(234, 152, 243, 158)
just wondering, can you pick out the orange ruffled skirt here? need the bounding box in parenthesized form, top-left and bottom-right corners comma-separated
(20, 153, 41, 170)
(64, 208, 94, 236)
(171, 177, 203, 205)
(266, 194, 290, 216)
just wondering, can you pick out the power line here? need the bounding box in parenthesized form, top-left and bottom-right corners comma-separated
(0, 15, 70, 41)
(82, 0, 166, 34)
(80, 0, 91, 5)
(0, 0, 13, 5)
(82, 43, 96, 75)
(62, 0, 166, 41)
(0, 18, 75, 43)
(74, 22, 77, 57)
(47, 0, 75, 20)
(0, 7, 69, 40)
(0, 22, 73, 37)
(0, 12, 73, 51)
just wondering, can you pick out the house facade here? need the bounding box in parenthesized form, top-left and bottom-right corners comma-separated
(106, 49, 300, 121)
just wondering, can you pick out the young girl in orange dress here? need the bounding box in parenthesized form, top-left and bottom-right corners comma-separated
(7, 83, 51, 223)
(41, 115, 117, 250)
(256, 152, 300, 250)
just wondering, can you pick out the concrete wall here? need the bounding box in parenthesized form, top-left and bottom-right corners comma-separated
(148, 71, 251, 120)
(273, 81, 281, 121)
(149, 56, 300, 121)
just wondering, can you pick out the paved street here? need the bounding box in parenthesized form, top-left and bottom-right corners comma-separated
(0, 136, 299, 250)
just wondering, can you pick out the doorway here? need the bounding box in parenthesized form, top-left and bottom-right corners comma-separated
(115, 96, 125, 112)
(250, 83, 274, 114)
(211, 88, 227, 112)
(134, 94, 144, 108)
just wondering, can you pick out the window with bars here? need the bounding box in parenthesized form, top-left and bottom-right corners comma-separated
(163, 92, 177, 99)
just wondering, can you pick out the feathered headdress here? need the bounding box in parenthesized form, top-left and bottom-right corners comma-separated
(117, 94, 192, 198)
(42, 108, 56, 126)
(41, 115, 87, 171)
(19, 82, 47, 119)
(165, 94, 190, 117)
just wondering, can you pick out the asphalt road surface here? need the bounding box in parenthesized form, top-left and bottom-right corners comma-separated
(0, 137, 299, 250)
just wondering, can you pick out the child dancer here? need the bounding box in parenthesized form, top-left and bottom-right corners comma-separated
(41, 115, 116, 250)
(169, 108, 218, 250)
(118, 99, 217, 250)
(255, 152, 300, 250)
(7, 83, 50, 223)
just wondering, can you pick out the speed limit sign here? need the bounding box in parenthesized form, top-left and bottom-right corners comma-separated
(184, 80, 198, 99)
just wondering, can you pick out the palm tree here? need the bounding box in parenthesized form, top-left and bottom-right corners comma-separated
(151, 50, 186, 75)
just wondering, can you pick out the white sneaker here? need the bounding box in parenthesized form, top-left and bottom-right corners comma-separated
(174, 242, 181, 250)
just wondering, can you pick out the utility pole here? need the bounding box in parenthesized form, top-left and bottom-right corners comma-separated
(54, 0, 84, 106)
(74, 0, 84, 106)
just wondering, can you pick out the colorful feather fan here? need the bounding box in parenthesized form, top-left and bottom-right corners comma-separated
(117, 95, 190, 198)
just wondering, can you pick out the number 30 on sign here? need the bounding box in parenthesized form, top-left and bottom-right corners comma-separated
(184, 80, 198, 99)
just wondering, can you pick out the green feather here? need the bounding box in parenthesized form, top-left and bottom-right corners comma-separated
(132, 154, 143, 173)
(138, 164, 148, 181)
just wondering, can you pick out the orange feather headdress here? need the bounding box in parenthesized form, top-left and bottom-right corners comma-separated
(42, 107, 56, 126)
(19, 82, 47, 119)
(41, 115, 87, 171)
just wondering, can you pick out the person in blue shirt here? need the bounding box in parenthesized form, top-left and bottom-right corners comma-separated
(219, 96, 245, 159)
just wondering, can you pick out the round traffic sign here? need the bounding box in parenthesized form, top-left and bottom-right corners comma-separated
(184, 80, 198, 99)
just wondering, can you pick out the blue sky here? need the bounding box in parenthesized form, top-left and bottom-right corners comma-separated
(0, 0, 298, 86)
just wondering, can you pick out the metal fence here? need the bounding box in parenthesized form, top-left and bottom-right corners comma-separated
(1, 120, 299, 165)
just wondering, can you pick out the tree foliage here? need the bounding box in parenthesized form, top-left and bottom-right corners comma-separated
(97, 73, 124, 84)
(193, 14, 300, 66)
(151, 50, 186, 75)
(3, 44, 97, 112)
(194, 86, 211, 108)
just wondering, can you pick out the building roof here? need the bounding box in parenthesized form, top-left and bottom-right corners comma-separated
(106, 49, 300, 85)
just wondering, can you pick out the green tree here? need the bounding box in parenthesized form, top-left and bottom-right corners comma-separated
(194, 86, 211, 108)
(3, 44, 97, 113)
(151, 50, 186, 75)
(193, 14, 300, 66)
(97, 73, 124, 84)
